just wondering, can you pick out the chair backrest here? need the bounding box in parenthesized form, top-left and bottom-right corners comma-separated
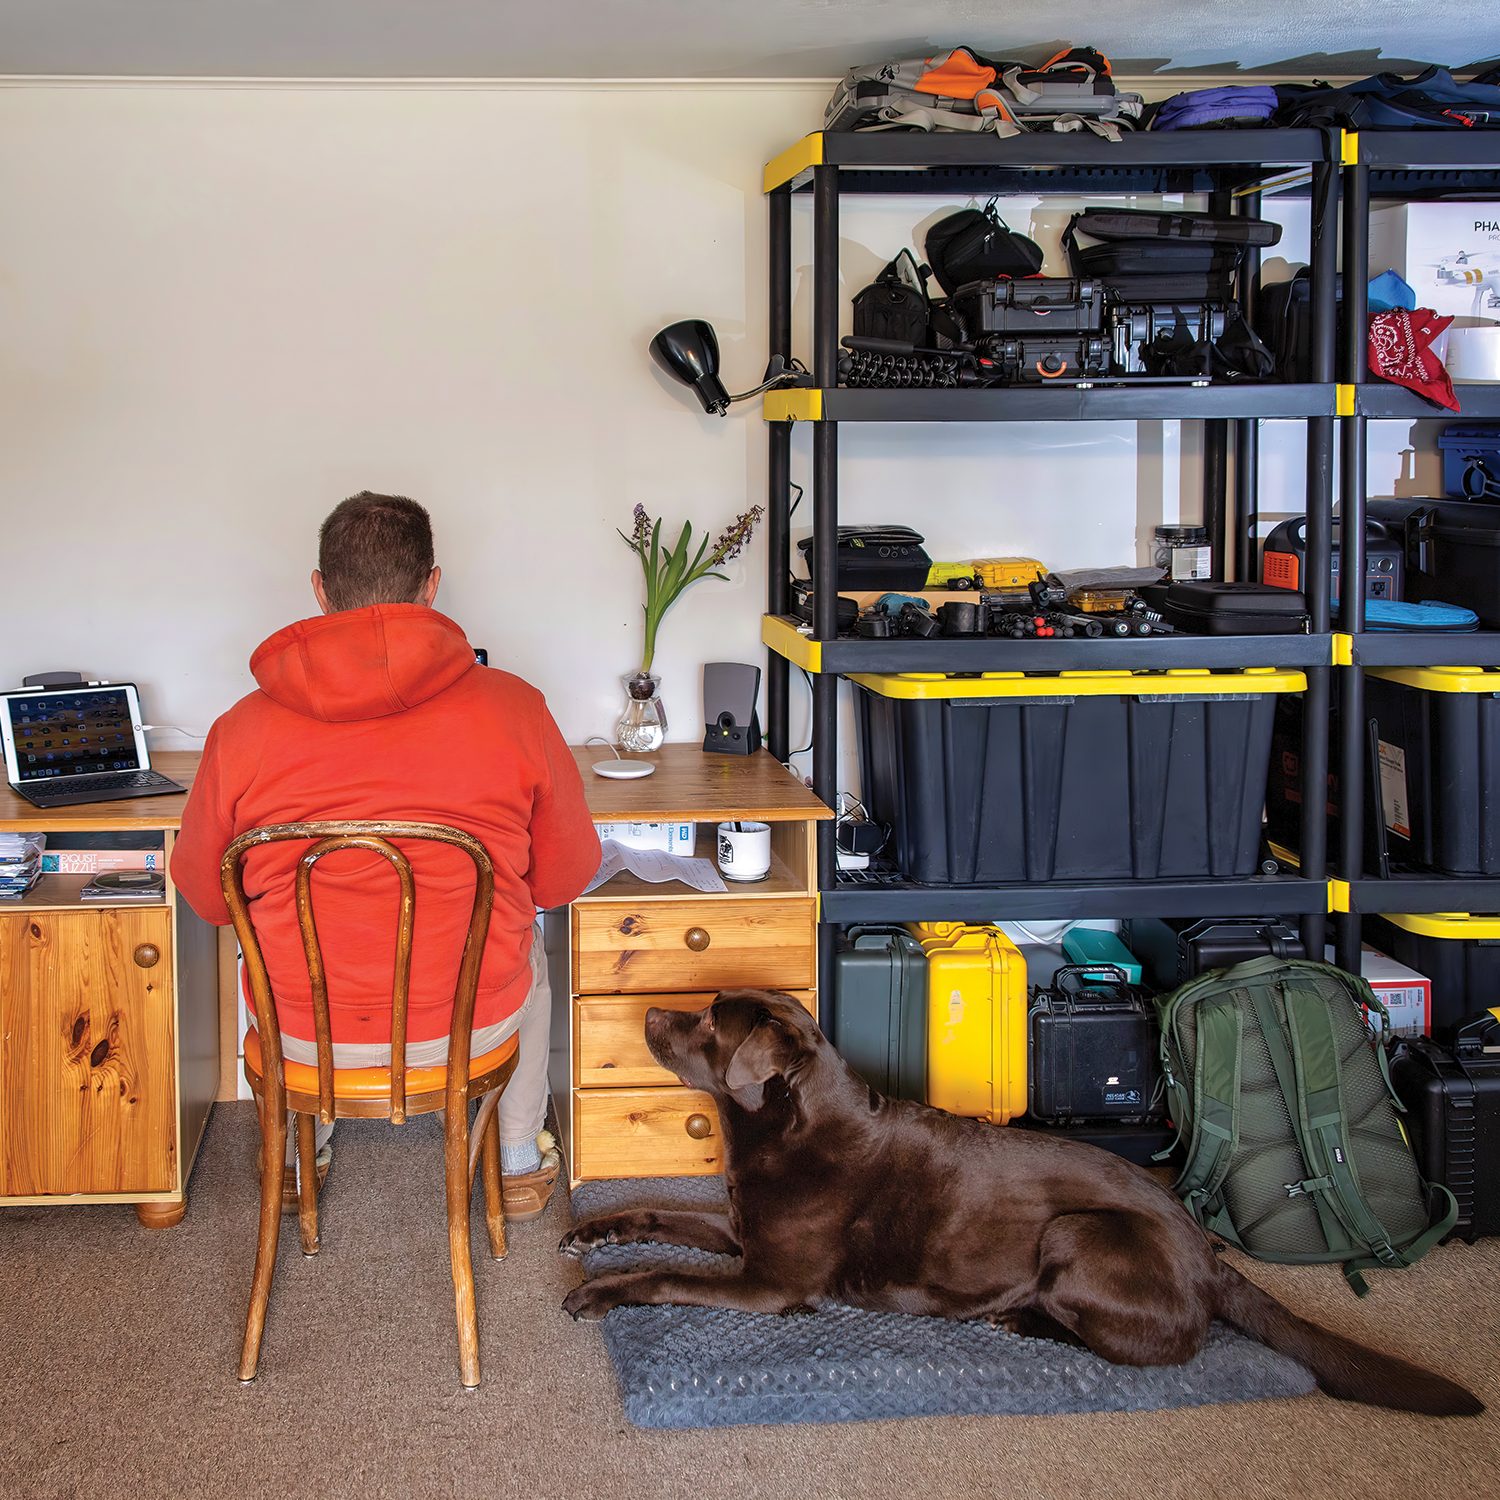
(220, 821, 495, 1125)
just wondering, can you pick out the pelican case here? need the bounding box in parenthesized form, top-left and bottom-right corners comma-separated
(976, 332, 1110, 384)
(950, 276, 1103, 336)
(908, 923, 1028, 1124)
(831, 926, 928, 1101)
(1388, 1008, 1500, 1242)
(1123, 916, 1306, 992)
(1029, 965, 1163, 1123)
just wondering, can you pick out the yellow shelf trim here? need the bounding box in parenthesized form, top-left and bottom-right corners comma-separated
(763, 388, 823, 423)
(848, 668, 1308, 700)
(763, 134, 825, 194)
(762, 614, 823, 673)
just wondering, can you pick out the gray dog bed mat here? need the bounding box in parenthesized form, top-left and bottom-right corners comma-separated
(569, 1177, 1315, 1430)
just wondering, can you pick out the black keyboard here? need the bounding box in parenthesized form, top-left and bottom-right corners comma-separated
(18, 770, 186, 807)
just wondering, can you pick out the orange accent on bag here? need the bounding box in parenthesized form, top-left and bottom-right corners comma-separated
(916, 49, 997, 100)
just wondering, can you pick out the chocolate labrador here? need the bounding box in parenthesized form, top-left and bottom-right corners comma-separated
(561, 989, 1482, 1416)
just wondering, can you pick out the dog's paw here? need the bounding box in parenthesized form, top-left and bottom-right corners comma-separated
(558, 1225, 615, 1258)
(562, 1281, 617, 1321)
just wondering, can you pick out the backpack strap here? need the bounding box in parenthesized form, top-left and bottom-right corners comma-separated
(1173, 994, 1242, 1218)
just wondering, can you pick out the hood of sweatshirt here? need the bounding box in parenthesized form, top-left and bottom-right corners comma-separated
(249, 604, 475, 723)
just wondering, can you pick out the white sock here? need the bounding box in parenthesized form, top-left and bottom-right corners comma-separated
(501, 1137, 541, 1174)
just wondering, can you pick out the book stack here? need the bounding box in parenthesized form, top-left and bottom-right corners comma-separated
(0, 832, 45, 899)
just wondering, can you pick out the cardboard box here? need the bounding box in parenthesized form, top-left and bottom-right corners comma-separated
(1369, 204, 1500, 361)
(594, 821, 697, 857)
(40, 848, 167, 874)
(1329, 942, 1432, 1039)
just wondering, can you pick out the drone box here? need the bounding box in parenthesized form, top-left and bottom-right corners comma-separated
(1370, 204, 1500, 356)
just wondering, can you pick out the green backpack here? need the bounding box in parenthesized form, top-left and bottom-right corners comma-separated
(1156, 955, 1457, 1294)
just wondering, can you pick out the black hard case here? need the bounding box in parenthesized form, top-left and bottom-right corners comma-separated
(1139, 580, 1309, 635)
(1388, 1012, 1500, 1242)
(979, 333, 1109, 384)
(1367, 497, 1500, 629)
(1123, 917, 1307, 991)
(1029, 966, 1163, 1123)
(796, 527, 931, 591)
(950, 276, 1104, 336)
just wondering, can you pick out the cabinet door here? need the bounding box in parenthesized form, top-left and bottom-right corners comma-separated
(0, 907, 177, 1195)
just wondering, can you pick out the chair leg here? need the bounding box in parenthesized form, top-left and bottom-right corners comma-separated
(295, 1112, 321, 1256)
(240, 1096, 287, 1382)
(479, 1106, 508, 1262)
(444, 1105, 481, 1389)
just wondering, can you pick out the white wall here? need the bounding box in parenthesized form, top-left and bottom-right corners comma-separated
(0, 81, 1440, 771)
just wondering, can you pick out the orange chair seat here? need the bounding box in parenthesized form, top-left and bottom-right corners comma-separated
(244, 1026, 518, 1101)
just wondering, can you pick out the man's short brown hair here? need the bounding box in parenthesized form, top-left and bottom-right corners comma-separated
(317, 492, 435, 611)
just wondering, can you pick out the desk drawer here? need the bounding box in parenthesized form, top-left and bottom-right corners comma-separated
(575, 990, 816, 1087)
(573, 1087, 723, 1179)
(573, 898, 815, 995)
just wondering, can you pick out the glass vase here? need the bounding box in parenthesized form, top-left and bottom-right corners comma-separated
(615, 671, 666, 753)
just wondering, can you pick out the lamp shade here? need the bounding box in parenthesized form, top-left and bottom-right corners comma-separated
(650, 320, 731, 415)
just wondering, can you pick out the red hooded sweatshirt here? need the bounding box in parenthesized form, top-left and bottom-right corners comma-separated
(171, 604, 600, 1052)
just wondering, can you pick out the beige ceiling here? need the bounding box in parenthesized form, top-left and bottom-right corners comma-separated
(0, 0, 1495, 78)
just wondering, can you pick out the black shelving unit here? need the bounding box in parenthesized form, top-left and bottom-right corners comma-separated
(761, 130, 1343, 1000)
(1333, 134, 1500, 966)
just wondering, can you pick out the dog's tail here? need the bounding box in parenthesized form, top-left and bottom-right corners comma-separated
(1215, 1263, 1483, 1416)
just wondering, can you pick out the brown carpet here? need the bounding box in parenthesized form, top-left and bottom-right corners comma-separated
(1, 1101, 1496, 1500)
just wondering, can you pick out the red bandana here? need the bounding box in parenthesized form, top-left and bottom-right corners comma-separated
(1368, 308, 1458, 411)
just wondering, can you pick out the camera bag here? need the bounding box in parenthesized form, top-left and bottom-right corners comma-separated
(852, 250, 932, 347)
(925, 205, 1044, 296)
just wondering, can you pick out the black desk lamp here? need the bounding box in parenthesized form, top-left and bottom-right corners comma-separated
(650, 320, 806, 415)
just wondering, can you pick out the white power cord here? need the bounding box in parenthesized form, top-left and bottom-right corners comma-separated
(140, 723, 207, 740)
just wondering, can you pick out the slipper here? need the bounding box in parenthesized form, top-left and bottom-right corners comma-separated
(501, 1132, 563, 1223)
(281, 1141, 333, 1214)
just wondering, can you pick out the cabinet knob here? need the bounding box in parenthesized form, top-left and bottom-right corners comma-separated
(684, 1113, 713, 1140)
(133, 943, 161, 969)
(684, 927, 711, 953)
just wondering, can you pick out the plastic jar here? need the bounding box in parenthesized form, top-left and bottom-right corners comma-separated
(1153, 524, 1212, 581)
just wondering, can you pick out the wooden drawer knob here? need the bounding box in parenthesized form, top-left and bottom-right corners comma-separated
(133, 943, 161, 969)
(684, 1113, 714, 1140)
(684, 927, 711, 953)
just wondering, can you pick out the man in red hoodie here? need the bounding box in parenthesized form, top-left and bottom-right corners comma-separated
(173, 492, 599, 1219)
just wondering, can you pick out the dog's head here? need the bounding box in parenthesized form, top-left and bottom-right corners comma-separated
(644, 989, 822, 1110)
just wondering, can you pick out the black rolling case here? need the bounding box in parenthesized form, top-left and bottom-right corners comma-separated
(1029, 965, 1163, 1123)
(1124, 916, 1306, 991)
(1388, 1009, 1500, 1242)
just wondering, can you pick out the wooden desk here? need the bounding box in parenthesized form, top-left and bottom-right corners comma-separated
(0, 751, 217, 1227)
(550, 746, 831, 1187)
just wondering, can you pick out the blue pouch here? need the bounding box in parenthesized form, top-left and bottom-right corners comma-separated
(1368, 269, 1416, 314)
(1151, 85, 1278, 131)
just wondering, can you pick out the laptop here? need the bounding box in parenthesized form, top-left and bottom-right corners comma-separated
(1, 683, 187, 809)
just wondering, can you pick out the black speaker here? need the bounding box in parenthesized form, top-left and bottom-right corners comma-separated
(702, 661, 762, 755)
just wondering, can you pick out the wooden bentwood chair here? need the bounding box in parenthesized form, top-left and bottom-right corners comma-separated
(221, 822, 519, 1389)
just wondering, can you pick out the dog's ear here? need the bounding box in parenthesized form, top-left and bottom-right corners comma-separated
(723, 1015, 800, 1108)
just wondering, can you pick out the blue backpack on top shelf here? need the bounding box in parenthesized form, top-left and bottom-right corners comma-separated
(1276, 67, 1500, 129)
(1149, 86, 1279, 131)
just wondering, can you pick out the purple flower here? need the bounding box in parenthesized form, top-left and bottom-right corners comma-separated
(708, 505, 765, 566)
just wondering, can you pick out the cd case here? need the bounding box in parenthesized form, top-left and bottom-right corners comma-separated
(79, 870, 167, 901)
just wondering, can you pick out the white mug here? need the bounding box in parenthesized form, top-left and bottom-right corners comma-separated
(716, 821, 771, 882)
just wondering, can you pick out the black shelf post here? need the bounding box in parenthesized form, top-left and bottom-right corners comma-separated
(1298, 147, 1340, 959)
(1233, 189, 1263, 582)
(766, 185, 793, 762)
(1335, 156, 1372, 971)
(811, 163, 841, 1013)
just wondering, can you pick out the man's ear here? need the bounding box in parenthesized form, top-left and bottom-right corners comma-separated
(723, 1017, 800, 1108)
(418, 565, 441, 607)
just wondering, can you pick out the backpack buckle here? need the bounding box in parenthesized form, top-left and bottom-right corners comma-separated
(1284, 1175, 1333, 1199)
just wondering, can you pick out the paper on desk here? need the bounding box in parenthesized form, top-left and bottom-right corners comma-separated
(584, 840, 727, 895)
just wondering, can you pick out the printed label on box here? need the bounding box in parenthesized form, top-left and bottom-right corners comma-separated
(1377, 740, 1411, 839)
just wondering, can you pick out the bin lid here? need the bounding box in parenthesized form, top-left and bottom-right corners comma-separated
(1436, 424, 1500, 451)
(1367, 665, 1500, 693)
(850, 667, 1307, 700)
(1379, 912, 1500, 939)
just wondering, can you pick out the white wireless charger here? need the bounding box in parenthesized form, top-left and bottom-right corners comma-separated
(588, 737, 656, 780)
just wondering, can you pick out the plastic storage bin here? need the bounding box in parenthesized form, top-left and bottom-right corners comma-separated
(853, 669, 1305, 884)
(1365, 666, 1500, 877)
(908, 922, 1028, 1124)
(1365, 912, 1500, 1042)
(831, 926, 928, 1100)
(1438, 423, 1500, 500)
